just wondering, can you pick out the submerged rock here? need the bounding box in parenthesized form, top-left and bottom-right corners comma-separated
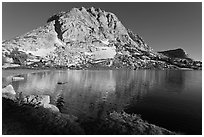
(12, 76, 24, 81)
(57, 82, 68, 85)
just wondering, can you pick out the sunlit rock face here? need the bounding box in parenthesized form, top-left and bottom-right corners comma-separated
(3, 7, 200, 69)
(2, 7, 153, 68)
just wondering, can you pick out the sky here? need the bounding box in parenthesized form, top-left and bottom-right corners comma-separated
(2, 2, 202, 60)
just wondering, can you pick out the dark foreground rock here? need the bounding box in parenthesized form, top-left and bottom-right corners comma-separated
(79, 111, 176, 135)
(2, 84, 176, 135)
(2, 96, 176, 135)
(2, 76, 177, 135)
(102, 111, 175, 135)
(2, 98, 84, 135)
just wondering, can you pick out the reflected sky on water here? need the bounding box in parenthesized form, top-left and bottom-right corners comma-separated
(3, 70, 202, 134)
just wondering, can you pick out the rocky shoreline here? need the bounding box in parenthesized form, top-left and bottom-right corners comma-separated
(2, 83, 176, 135)
(2, 68, 50, 78)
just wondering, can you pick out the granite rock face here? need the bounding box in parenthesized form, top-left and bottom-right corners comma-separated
(2, 7, 201, 70)
(2, 85, 16, 95)
(2, 85, 16, 100)
(43, 103, 60, 112)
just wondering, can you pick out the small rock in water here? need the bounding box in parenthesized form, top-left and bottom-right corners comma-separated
(57, 82, 68, 85)
(12, 76, 24, 81)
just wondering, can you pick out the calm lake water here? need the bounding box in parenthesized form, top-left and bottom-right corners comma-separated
(3, 70, 202, 134)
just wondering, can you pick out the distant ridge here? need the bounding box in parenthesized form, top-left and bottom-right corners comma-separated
(158, 48, 189, 59)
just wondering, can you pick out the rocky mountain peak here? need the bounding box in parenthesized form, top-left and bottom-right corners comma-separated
(46, 7, 130, 45)
(2, 7, 201, 70)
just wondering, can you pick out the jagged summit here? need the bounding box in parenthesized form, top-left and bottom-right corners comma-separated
(45, 7, 134, 46)
(2, 7, 201, 70)
(47, 7, 110, 23)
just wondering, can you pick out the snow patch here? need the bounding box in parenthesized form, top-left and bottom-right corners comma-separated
(28, 47, 56, 57)
(93, 47, 116, 60)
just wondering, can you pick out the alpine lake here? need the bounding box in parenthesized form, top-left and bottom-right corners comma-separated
(3, 69, 202, 134)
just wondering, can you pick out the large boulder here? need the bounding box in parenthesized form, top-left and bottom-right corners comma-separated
(2, 84, 16, 95)
(43, 103, 60, 112)
(2, 84, 16, 100)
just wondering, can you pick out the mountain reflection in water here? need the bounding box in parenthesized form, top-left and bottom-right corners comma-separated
(4, 70, 201, 134)
(9, 70, 158, 116)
